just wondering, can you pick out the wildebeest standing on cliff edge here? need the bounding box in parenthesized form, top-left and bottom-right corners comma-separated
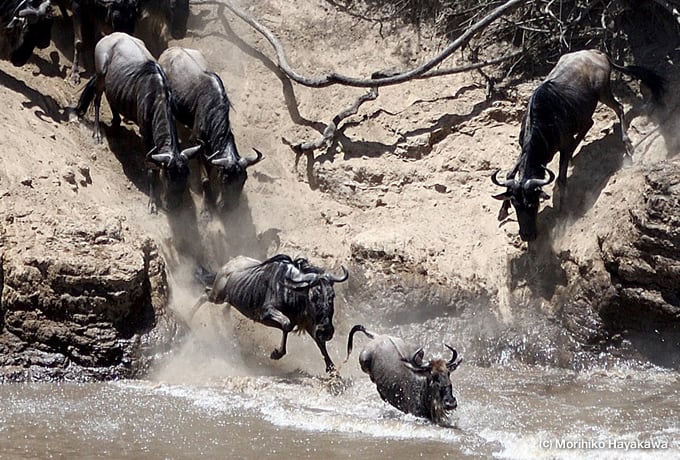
(191, 254, 349, 374)
(346, 324, 462, 426)
(74, 32, 201, 213)
(158, 47, 263, 211)
(491, 49, 665, 242)
(0, 0, 53, 66)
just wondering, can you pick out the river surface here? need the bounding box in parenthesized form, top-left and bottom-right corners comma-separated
(1, 362, 678, 459)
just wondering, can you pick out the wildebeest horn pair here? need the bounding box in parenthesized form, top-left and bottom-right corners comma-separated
(146, 144, 202, 165)
(211, 148, 264, 168)
(491, 167, 555, 190)
(402, 345, 459, 372)
(524, 167, 556, 190)
(286, 265, 349, 287)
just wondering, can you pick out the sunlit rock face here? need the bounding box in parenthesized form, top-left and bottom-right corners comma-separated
(0, 214, 186, 382)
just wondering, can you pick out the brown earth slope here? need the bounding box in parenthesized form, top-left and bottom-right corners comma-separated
(0, 0, 679, 380)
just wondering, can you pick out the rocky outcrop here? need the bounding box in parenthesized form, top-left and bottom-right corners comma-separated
(0, 211, 186, 382)
(556, 160, 680, 367)
(597, 161, 680, 365)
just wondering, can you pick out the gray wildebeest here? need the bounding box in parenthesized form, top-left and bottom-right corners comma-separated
(346, 325, 462, 426)
(74, 32, 201, 213)
(191, 254, 349, 374)
(491, 49, 665, 242)
(57, 0, 139, 85)
(158, 47, 263, 211)
(0, 0, 53, 66)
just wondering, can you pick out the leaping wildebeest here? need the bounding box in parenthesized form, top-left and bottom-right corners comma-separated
(346, 325, 462, 426)
(491, 49, 665, 242)
(0, 0, 53, 67)
(75, 32, 201, 212)
(158, 47, 263, 211)
(191, 254, 349, 374)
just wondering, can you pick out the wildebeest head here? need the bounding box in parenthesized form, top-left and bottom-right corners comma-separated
(208, 137, 263, 211)
(147, 143, 201, 210)
(284, 260, 349, 343)
(491, 168, 555, 241)
(6, 0, 53, 67)
(100, 0, 137, 35)
(402, 345, 461, 425)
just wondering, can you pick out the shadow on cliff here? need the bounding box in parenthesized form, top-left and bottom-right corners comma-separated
(0, 68, 66, 123)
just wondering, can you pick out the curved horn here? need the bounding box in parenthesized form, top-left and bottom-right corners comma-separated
(212, 156, 236, 168)
(491, 169, 517, 188)
(149, 152, 173, 165)
(238, 148, 264, 168)
(445, 344, 461, 370)
(411, 347, 425, 366)
(323, 266, 348, 283)
(402, 353, 432, 373)
(179, 143, 202, 161)
(523, 167, 556, 190)
(286, 270, 320, 286)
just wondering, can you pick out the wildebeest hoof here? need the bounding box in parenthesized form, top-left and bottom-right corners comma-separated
(270, 348, 285, 360)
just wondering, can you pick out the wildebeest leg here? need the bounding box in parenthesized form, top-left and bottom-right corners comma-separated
(600, 89, 633, 156)
(68, 2, 84, 85)
(92, 86, 103, 144)
(261, 309, 293, 360)
(111, 110, 121, 128)
(314, 336, 337, 374)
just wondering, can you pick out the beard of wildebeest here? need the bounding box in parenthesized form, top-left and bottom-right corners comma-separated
(301, 279, 335, 344)
(162, 159, 191, 211)
(512, 188, 542, 242)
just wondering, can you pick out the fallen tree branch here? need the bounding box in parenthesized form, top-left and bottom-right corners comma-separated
(193, 0, 530, 88)
(285, 87, 380, 155)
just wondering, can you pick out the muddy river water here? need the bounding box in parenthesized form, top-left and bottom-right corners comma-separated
(1, 360, 678, 459)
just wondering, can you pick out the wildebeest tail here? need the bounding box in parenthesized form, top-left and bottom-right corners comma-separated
(610, 61, 666, 103)
(345, 324, 375, 362)
(75, 76, 97, 117)
(194, 265, 217, 287)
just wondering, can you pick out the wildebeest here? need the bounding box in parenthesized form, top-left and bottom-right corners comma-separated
(58, 0, 139, 84)
(74, 32, 201, 212)
(158, 47, 263, 211)
(491, 49, 665, 242)
(190, 254, 349, 374)
(346, 325, 461, 426)
(0, 0, 53, 67)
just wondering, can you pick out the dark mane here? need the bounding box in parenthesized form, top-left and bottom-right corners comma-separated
(518, 80, 578, 180)
(200, 72, 235, 159)
(258, 254, 323, 274)
(133, 60, 180, 151)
